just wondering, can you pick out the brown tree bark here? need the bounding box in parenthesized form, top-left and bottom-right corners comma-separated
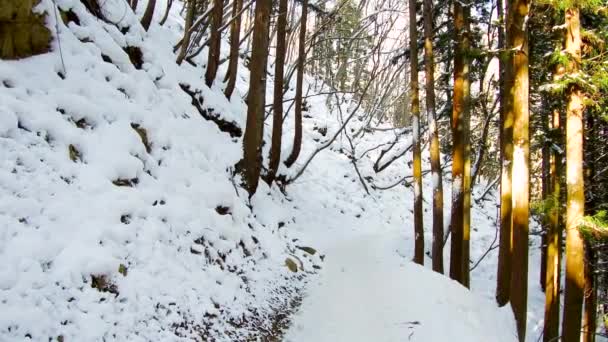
(449, 0, 470, 285)
(562, 7, 585, 342)
(241, 0, 272, 195)
(284, 0, 308, 168)
(159, 0, 173, 26)
(176, 0, 196, 65)
(131, 0, 139, 11)
(507, 0, 531, 340)
(409, 0, 424, 266)
(205, 0, 224, 87)
(224, 0, 244, 98)
(423, 0, 443, 274)
(543, 107, 562, 342)
(582, 244, 596, 342)
(266, 0, 288, 184)
(141, 0, 157, 31)
(495, 0, 513, 307)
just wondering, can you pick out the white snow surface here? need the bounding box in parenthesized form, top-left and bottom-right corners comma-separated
(0, 0, 547, 341)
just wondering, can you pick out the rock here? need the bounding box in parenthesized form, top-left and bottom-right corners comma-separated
(296, 246, 317, 255)
(285, 258, 298, 273)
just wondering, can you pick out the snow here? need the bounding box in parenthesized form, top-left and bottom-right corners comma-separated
(0, 0, 550, 341)
(284, 231, 517, 342)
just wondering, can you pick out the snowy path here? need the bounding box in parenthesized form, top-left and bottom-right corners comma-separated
(284, 232, 518, 342)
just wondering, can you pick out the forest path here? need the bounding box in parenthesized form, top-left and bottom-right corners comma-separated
(283, 231, 518, 342)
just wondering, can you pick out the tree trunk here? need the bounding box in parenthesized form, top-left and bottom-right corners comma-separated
(449, 0, 470, 285)
(141, 0, 157, 31)
(131, 0, 139, 11)
(409, 0, 424, 266)
(241, 0, 272, 195)
(582, 244, 596, 342)
(266, 0, 288, 183)
(176, 0, 196, 65)
(224, 0, 244, 98)
(507, 0, 531, 340)
(540, 104, 550, 293)
(543, 107, 562, 342)
(423, 0, 443, 274)
(495, 0, 513, 307)
(284, 0, 308, 168)
(205, 0, 224, 87)
(159, 0, 173, 26)
(562, 7, 585, 342)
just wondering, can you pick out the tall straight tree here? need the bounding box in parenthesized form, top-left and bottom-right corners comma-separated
(224, 0, 244, 98)
(241, 0, 272, 195)
(409, 0, 424, 265)
(206, 0, 224, 87)
(507, 0, 531, 340)
(284, 0, 308, 168)
(423, 0, 444, 273)
(543, 59, 564, 342)
(449, 0, 470, 285)
(495, 0, 513, 307)
(267, 0, 289, 183)
(561, 6, 585, 342)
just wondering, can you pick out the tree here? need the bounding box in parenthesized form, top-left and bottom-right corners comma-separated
(267, 0, 289, 183)
(495, 0, 513, 307)
(424, 0, 444, 274)
(543, 108, 562, 342)
(141, 0, 157, 31)
(506, 0, 531, 339)
(284, 0, 308, 168)
(449, 0, 470, 285)
(409, 0, 424, 266)
(224, 0, 244, 98)
(206, 0, 224, 87)
(176, 0, 196, 65)
(561, 6, 585, 341)
(240, 0, 272, 195)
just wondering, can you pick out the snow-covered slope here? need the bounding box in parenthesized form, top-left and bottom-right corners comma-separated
(0, 0, 544, 341)
(0, 1, 321, 340)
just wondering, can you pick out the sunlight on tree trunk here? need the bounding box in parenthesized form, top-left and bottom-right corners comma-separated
(495, 0, 513, 307)
(423, 0, 444, 274)
(507, 0, 531, 340)
(409, 0, 424, 266)
(561, 7, 585, 342)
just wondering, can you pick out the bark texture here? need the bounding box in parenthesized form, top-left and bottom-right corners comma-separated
(224, 0, 244, 98)
(284, 0, 308, 168)
(449, 0, 470, 285)
(410, 0, 424, 266)
(496, 0, 513, 307)
(241, 0, 272, 195)
(507, 1, 531, 340)
(561, 8, 585, 342)
(423, 0, 443, 274)
(206, 0, 224, 87)
(267, 0, 288, 184)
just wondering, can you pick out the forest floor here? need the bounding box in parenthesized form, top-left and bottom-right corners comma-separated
(282, 226, 519, 342)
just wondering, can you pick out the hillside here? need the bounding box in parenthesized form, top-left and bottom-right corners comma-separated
(0, 0, 546, 341)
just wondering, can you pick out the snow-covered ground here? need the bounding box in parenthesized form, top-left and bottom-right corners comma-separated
(0, 0, 547, 341)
